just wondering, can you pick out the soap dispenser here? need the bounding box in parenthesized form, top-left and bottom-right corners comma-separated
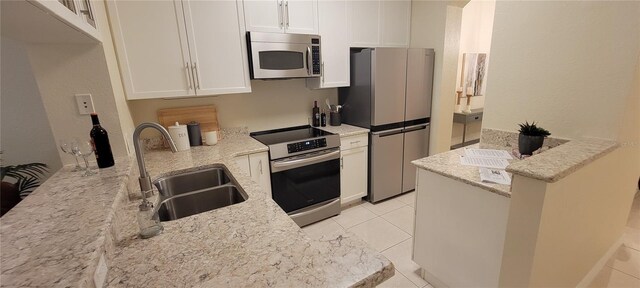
(137, 198, 163, 239)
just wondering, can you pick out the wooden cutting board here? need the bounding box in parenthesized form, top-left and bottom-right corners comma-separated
(157, 105, 220, 136)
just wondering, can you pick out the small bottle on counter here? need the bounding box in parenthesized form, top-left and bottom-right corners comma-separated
(320, 109, 327, 127)
(312, 101, 320, 127)
(137, 199, 163, 239)
(89, 113, 115, 168)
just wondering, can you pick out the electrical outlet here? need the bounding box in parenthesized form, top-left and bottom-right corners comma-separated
(75, 94, 95, 115)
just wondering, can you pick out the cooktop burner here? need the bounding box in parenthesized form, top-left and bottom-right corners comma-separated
(250, 125, 340, 160)
(250, 125, 332, 146)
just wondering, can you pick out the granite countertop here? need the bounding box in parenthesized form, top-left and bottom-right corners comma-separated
(0, 157, 134, 287)
(411, 129, 619, 197)
(318, 124, 369, 137)
(1, 133, 393, 287)
(411, 144, 515, 197)
(506, 137, 618, 182)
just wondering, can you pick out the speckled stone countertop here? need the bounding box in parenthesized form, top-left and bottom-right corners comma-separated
(506, 137, 618, 182)
(0, 133, 393, 287)
(0, 157, 134, 287)
(318, 124, 369, 137)
(108, 134, 393, 287)
(411, 128, 619, 197)
(412, 144, 514, 197)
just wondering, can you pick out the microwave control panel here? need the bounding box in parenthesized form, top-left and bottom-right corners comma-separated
(311, 38, 321, 75)
(287, 138, 327, 153)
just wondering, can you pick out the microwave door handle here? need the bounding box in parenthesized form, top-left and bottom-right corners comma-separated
(306, 47, 312, 76)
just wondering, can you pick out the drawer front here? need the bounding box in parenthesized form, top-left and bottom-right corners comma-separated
(466, 113, 483, 122)
(340, 134, 368, 150)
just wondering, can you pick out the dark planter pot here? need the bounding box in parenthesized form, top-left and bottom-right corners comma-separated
(1, 182, 20, 217)
(518, 134, 544, 156)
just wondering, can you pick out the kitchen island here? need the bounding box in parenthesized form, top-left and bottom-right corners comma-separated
(0, 131, 393, 287)
(410, 128, 627, 287)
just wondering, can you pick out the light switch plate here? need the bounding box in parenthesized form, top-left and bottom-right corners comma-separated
(75, 94, 95, 115)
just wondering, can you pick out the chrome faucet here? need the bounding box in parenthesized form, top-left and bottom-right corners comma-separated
(133, 122, 178, 196)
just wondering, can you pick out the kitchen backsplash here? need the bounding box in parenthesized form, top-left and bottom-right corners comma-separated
(129, 79, 338, 139)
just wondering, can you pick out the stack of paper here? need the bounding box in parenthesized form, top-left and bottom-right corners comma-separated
(459, 148, 512, 185)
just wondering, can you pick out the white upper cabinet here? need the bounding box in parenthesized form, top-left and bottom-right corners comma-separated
(242, 0, 283, 33)
(107, 0, 251, 100)
(284, 0, 318, 34)
(1, 0, 101, 43)
(108, 1, 193, 99)
(380, 0, 411, 47)
(306, 0, 349, 89)
(243, 0, 318, 34)
(348, 0, 411, 48)
(347, 0, 380, 47)
(182, 0, 251, 96)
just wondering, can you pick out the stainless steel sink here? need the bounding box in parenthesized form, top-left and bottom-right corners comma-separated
(152, 165, 248, 221)
(156, 185, 247, 221)
(153, 167, 232, 197)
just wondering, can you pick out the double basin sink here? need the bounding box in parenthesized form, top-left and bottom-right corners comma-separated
(153, 165, 248, 221)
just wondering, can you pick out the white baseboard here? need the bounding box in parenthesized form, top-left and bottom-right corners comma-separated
(575, 236, 623, 288)
(420, 268, 449, 288)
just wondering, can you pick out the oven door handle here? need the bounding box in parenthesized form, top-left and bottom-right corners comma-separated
(271, 149, 340, 173)
(306, 46, 312, 76)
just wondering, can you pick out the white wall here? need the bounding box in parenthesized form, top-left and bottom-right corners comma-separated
(93, 0, 136, 155)
(26, 43, 129, 165)
(411, 0, 464, 155)
(0, 37, 62, 178)
(482, 1, 640, 140)
(128, 79, 337, 135)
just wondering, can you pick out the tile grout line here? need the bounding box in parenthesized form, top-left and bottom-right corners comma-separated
(379, 203, 416, 236)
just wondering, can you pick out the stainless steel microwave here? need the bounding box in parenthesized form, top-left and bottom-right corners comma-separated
(246, 32, 321, 79)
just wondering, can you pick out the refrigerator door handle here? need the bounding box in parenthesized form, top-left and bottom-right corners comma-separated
(403, 123, 429, 133)
(372, 127, 405, 137)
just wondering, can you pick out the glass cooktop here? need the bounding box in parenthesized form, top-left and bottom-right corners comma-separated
(250, 125, 332, 145)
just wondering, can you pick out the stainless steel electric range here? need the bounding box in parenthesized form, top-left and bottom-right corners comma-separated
(250, 125, 341, 227)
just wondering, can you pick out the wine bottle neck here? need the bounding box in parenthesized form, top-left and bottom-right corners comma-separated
(91, 114, 100, 126)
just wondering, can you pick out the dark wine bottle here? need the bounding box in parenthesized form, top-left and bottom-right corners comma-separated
(312, 101, 320, 127)
(320, 109, 327, 127)
(90, 113, 115, 168)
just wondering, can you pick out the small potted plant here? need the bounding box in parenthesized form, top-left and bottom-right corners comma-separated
(518, 121, 551, 156)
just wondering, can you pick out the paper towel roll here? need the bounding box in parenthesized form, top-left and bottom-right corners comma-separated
(168, 122, 190, 151)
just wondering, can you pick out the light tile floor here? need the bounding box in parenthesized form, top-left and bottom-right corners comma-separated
(589, 193, 640, 287)
(303, 192, 430, 288)
(302, 192, 640, 287)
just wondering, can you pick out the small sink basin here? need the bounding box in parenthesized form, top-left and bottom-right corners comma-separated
(156, 185, 247, 221)
(153, 166, 231, 197)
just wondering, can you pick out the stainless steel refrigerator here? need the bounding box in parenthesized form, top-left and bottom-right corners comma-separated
(339, 48, 434, 203)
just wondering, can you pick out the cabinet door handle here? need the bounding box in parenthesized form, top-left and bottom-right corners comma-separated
(321, 62, 325, 83)
(192, 62, 200, 90)
(350, 140, 360, 145)
(278, 1, 283, 28)
(340, 157, 343, 169)
(80, 0, 94, 20)
(285, 1, 290, 28)
(185, 62, 192, 90)
(259, 160, 263, 175)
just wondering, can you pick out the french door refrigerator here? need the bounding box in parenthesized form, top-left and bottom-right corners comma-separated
(339, 48, 434, 203)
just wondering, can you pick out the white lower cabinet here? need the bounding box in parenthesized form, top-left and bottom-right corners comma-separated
(340, 135, 368, 205)
(234, 152, 272, 197)
(248, 152, 272, 197)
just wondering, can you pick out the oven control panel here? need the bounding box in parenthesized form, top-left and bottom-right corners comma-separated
(287, 138, 327, 153)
